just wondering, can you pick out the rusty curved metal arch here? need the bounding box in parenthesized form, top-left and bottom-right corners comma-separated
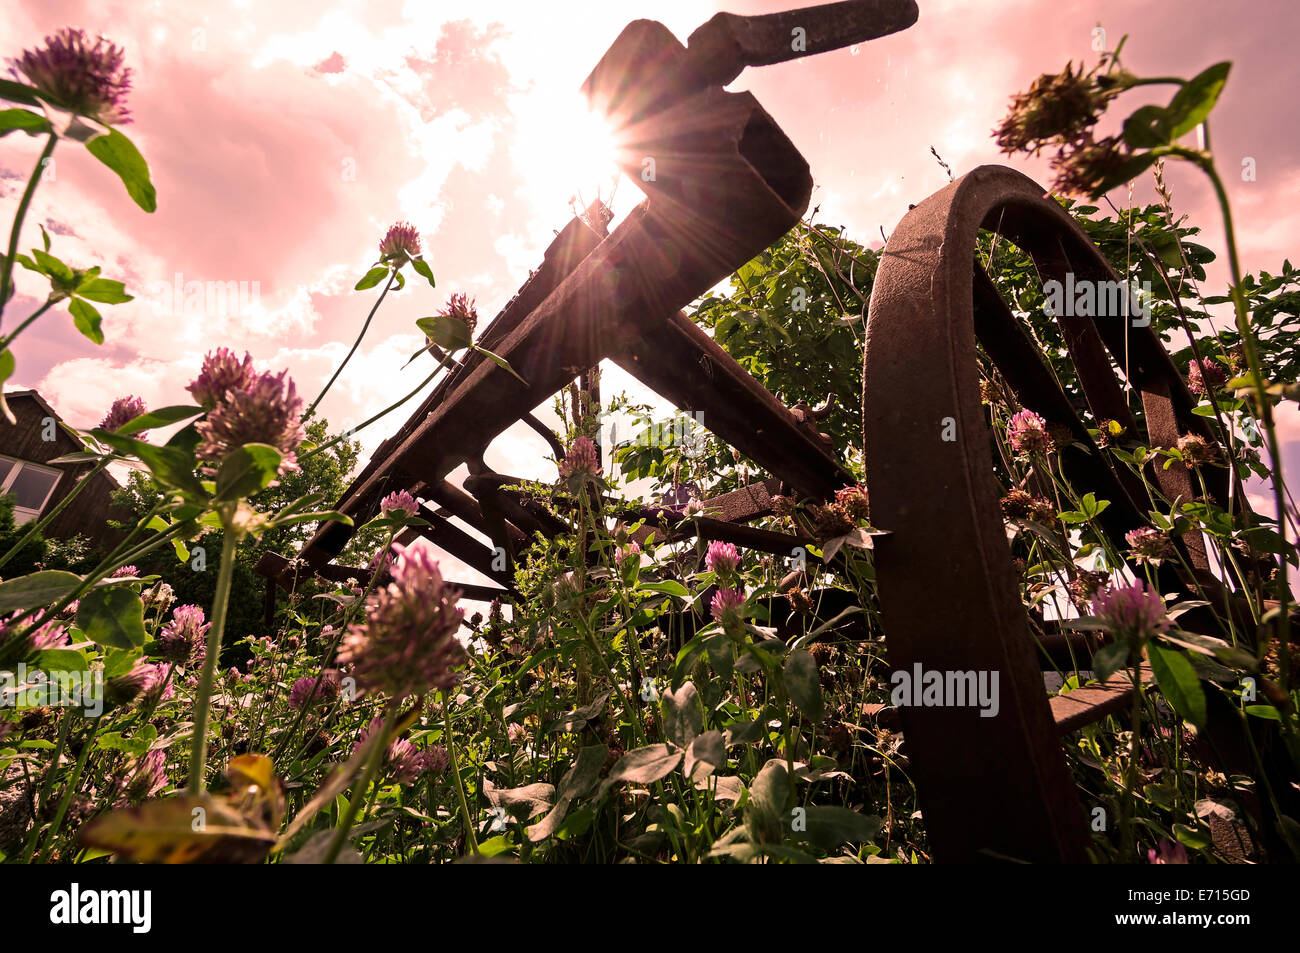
(860, 164, 1235, 862)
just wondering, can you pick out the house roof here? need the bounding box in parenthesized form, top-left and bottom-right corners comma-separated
(2, 388, 121, 489)
(5, 388, 62, 422)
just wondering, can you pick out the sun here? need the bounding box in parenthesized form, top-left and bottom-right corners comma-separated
(512, 92, 628, 223)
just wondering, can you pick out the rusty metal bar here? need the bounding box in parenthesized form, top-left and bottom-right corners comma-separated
(1050, 665, 1155, 735)
(685, 0, 918, 86)
(612, 311, 850, 500)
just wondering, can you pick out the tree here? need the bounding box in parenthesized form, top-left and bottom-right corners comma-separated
(0, 493, 47, 577)
(110, 417, 363, 642)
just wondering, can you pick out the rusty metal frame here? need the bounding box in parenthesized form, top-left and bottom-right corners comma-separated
(271, 15, 901, 582)
(247, 4, 1283, 863)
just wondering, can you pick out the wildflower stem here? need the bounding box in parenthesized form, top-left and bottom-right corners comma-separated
(186, 524, 239, 793)
(1122, 664, 1143, 860)
(443, 696, 479, 854)
(301, 351, 454, 461)
(269, 623, 349, 762)
(0, 298, 56, 352)
(0, 455, 109, 570)
(323, 704, 392, 864)
(1196, 151, 1293, 688)
(19, 708, 71, 863)
(303, 271, 397, 421)
(36, 718, 99, 863)
(0, 134, 56, 325)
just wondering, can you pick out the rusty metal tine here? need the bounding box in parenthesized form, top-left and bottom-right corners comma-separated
(613, 310, 849, 500)
(686, 0, 919, 86)
(410, 503, 518, 591)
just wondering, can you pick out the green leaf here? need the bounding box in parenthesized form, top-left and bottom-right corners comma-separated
(790, 805, 883, 850)
(543, 689, 611, 734)
(596, 744, 681, 797)
(68, 297, 104, 344)
(660, 681, 704, 748)
(638, 579, 691, 599)
(1244, 704, 1281, 721)
(1165, 63, 1231, 139)
(12, 253, 41, 275)
(704, 632, 734, 680)
(103, 647, 140, 678)
(33, 249, 73, 284)
(94, 431, 207, 501)
(76, 278, 132, 304)
(30, 648, 89, 673)
(526, 744, 607, 842)
(684, 729, 725, 781)
(214, 443, 283, 502)
(1172, 822, 1212, 850)
(269, 510, 354, 529)
(417, 314, 473, 351)
(166, 421, 203, 455)
(46, 450, 100, 465)
(411, 257, 436, 289)
(486, 782, 554, 820)
(76, 587, 147, 649)
(1122, 104, 1171, 149)
(112, 404, 204, 435)
(0, 570, 82, 613)
(1091, 641, 1132, 684)
(472, 346, 528, 385)
(1147, 643, 1207, 729)
(85, 129, 157, 213)
(354, 266, 388, 291)
(1090, 151, 1158, 199)
(0, 349, 15, 424)
(0, 79, 43, 108)
(784, 648, 824, 722)
(745, 758, 791, 845)
(0, 108, 49, 138)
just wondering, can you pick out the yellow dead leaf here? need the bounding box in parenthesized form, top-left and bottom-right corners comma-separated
(78, 754, 283, 864)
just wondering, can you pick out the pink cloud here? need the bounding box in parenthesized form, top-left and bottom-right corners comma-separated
(0, 0, 1294, 539)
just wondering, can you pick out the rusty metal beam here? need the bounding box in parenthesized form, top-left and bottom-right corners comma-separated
(409, 503, 517, 591)
(612, 310, 850, 500)
(1050, 665, 1155, 735)
(462, 474, 570, 539)
(416, 479, 527, 549)
(685, 1, 918, 86)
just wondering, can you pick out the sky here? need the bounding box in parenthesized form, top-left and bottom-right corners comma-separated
(1, 0, 1298, 583)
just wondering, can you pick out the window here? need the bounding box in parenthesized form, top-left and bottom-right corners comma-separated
(0, 455, 62, 524)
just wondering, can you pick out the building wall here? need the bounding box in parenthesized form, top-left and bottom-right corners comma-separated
(0, 394, 130, 552)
